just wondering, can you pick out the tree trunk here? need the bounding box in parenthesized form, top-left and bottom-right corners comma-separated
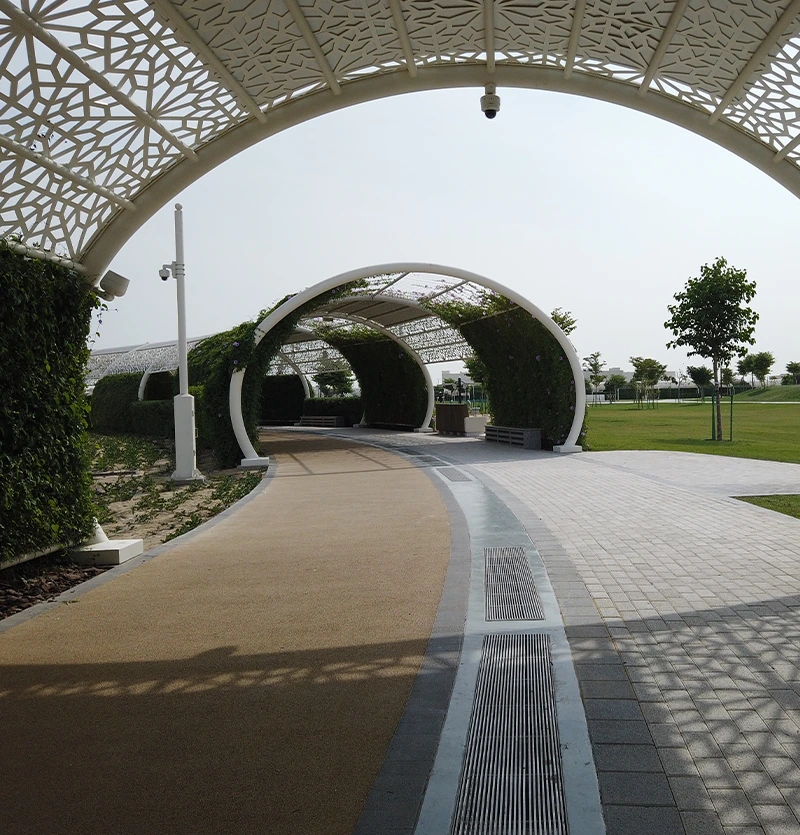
(713, 359, 722, 441)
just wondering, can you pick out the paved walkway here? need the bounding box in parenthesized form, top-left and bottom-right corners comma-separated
(3, 428, 800, 835)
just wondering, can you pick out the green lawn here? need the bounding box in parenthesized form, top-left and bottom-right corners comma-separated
(737, 494, 800, 519)
(734, 384, 800, 402)
(585, 402, 800, 464)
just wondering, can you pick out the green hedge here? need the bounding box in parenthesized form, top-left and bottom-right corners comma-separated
(0, 246, 99, 560)
(428, 296, 582, 448)
(302, 396, 363, 426)
(322, 329, 428, 428)
(188, 284, 362, 467)
(261, 374, 306, 423)
(130, 399, 173, 437)
(143, 370, 176, 401)
(90, 372, 141, 433)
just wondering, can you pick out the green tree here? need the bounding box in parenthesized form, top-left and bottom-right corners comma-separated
(464, 355, 488, 384)
(686, 365, 713, 401)
(312, 355, 353, 396)
(721, 367, 735, 388)
(786, 361, 800, 385)
(550, 308, 577, 335)
(582, 351, 606, 404)
(665, 256, 758, 440)
(750, 351, 775, 388)
(737, 354, 756, 387)
(630, 357, 667, 407)
(604, 373, 627, 403)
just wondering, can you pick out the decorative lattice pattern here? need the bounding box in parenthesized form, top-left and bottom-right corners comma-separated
(3, 0, 800, 261)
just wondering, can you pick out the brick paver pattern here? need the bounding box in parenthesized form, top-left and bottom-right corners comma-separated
(469, 451, 800, 835)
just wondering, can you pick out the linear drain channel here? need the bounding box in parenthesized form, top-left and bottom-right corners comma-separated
(451, 633, 567, 835)
(438, 467, 470, 482)
(485, 547, 544, 621)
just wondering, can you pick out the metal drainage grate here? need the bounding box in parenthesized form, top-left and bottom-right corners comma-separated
(451, 633, 567, 835)
(485, 546, 544, 621)
(438, 467, 470, 482)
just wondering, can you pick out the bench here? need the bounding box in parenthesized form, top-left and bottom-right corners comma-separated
(298, 415, 346, 427)
(485, 425, 542, 450)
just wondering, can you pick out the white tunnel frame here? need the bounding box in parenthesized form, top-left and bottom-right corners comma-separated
(229, 263, 585, 467)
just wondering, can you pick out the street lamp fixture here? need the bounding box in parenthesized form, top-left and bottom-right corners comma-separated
(162, 203, 204, 483)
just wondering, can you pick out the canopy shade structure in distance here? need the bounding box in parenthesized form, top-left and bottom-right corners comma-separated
(3, 0, 800, 285)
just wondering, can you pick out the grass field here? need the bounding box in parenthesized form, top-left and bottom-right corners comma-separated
(737, 494, 800, 519)
(734, 384, 800, 402)
(585, 401, 800, 464)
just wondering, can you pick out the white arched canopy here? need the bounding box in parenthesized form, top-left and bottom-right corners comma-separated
(230, 263, 586, 466)
(3, 1, 800, 283)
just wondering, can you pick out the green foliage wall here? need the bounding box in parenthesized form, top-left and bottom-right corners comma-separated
(0, 247, 98, 559)
(90, 372, 141, 433)
(130, 399, 173, 437)
(302, 396, 363, 426)
(261, 375, 305, 423)
(188, 285, 360, 467)
(323, 330, 428, 427)
(428, 297, 580, 448)
(143, 370, 176, 401)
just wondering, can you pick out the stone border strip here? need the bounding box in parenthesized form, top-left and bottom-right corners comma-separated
(0, 465, 276, 635)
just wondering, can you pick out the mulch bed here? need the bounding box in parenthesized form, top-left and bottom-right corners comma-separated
(0, 554, 109, 620)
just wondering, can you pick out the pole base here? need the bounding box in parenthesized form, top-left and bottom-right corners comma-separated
(553, 444, 582, 454)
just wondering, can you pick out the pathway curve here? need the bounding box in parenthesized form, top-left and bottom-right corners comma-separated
(0, 432, 451, 835)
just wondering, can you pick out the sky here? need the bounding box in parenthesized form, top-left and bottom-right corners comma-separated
(97, 86, 800, 381)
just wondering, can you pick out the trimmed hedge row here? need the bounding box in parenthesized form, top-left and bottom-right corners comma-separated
(1, 246, 98, 560)
(90, 372, 141, 433)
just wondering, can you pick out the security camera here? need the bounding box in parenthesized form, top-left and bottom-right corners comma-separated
(159, 265, 171, 281)
(480, 82, 500, 119)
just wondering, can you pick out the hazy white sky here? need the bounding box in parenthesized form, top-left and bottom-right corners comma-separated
(98, 86, 800, 379)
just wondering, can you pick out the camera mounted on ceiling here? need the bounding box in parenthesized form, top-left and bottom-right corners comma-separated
(480, 82, 500, 119)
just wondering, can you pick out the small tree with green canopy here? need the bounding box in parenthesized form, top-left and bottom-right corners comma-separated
(583, 351, 606, 404)
(604, 373, 627, 403)
(665, 256, 758, 440)
(737, 354, 756, 387)
(551, 308, 577, 335)
(786, 361, 800, 385)
(630, 357, 667, 406)
(687, 365, 713, 401)
(750, 351, 775, 388)
(721, 367, 735, 389)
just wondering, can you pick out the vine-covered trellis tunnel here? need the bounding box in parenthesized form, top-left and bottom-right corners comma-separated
(229, 263, 587, 466)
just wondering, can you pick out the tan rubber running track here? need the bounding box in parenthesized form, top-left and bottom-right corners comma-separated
(0, 432, 451, 835)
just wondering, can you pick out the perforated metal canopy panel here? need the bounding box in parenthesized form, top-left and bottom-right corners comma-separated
(485, 546, 544, 621)
(450, 633, 567, 835)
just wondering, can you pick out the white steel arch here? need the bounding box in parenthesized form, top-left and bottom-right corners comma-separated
(3, 1, 800, 280)
(229, 262, 586, 466)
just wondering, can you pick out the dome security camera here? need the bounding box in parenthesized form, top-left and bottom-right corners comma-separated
(480, 82, 500, 119)
(159, 265, 171, 281)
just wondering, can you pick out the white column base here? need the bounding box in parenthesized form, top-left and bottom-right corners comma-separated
(240, 457, 270, 469)
(172, 393, 205, 482)
(553, 444, 582, 454)
(413, 427, 435, 433)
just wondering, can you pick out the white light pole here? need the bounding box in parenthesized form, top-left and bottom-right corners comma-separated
(162, 203, 204, 482)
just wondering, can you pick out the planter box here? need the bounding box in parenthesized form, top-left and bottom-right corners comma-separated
(485, 425, 542, 450)
(435, 403, 468, 435)
(298, 415, 346, 427)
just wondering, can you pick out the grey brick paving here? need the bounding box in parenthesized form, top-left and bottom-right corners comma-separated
(463, 448, 800, 835)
